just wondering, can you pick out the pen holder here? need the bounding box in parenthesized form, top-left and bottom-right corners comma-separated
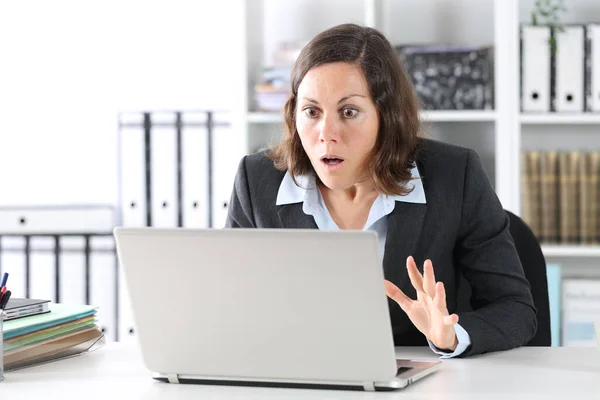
(0, 310, 4, 382)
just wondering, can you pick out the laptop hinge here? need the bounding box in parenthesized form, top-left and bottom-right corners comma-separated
(167, 373, 180, 384)
(362, 381, 375, 391)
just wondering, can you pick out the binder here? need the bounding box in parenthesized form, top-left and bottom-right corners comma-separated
(28, 237, 56, 302)
(0, 206, 115, 234)
(546, 263, 561, 347)
(0, 236, 27, 298)
(211, 111, 241, 229)
(58, 236, 86, 305)
(585, 24, 600, 112)
(181, 112, 210, 228)
(150, 112, 179, 227)
(118, 113, 148, 227)
(118, 261, 136, 344)
(562, 279, 600, 347)
(554, 26, 585, 112)
(89, 236, 117, 342)
(521, 25, 551, 112)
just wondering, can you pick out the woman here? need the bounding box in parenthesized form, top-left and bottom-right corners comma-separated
(225, 23, 536, 358)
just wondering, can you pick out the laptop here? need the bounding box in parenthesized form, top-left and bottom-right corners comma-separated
(113, 227, 441, 391)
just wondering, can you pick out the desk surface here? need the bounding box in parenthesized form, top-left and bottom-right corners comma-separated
(1, 343, 599, 399)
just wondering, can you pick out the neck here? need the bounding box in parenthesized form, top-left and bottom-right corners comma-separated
(318, 180, 379, 205)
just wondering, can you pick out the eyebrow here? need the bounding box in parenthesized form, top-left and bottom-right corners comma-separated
(301, 94, 367, 105)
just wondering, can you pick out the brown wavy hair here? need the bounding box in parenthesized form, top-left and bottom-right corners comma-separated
(268, 23, 422, 196)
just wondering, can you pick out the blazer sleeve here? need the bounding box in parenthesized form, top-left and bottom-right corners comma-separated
(454, 150, 537, 356)
(225, 156, 256, 228)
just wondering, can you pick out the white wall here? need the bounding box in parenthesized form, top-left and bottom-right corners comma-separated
(0, 0, 242, 206)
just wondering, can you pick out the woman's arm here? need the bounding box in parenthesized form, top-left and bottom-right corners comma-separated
(454, 150, 537, 356)
(225, 156, 256, 228)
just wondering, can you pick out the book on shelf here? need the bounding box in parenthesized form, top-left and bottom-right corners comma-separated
(521, 150, 600, 246)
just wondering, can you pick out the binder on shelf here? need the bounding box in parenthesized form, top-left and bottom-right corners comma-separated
(181, 112, 210, 228)
(553, 25, 585, 112)
(118, 113, 148, 227)
(58, 236, 87, 305)
(89, 236, 117, 342)
(28, 237, 56, 302)
(0, 205, 115, 234)
(521, 25, 551, 112)
(546, 263, 561, 347)
(118, 261, 136, 344)
(562, 279, 600, 347)
(117, 110, 227, 229)
(585, 24, 600, 112)
(150, 112, 179, 228)
(0, 236, 27, 298)
(212, 111, 242, 229)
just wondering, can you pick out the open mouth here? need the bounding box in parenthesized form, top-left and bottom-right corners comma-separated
(322, 157, 344, 165)
(320, 155, 345, 170)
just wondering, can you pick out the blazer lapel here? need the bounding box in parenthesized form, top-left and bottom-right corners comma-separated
(277, 203, 318, 229)
(383, 202, 427, 280)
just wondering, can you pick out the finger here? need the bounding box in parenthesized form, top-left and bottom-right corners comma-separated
(422, 259, 436, 298)
(433, 281, 447, 311)
(443, 314, 459, 325)
(406, 256, 425, 295)
(384, 280, 412, 312)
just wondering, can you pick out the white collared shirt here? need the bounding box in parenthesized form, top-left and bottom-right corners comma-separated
(276, 165, 426, 260)
(275, 166, 471, 358)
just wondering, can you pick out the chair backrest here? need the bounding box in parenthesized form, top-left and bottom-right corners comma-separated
(455, 210, 551, 346)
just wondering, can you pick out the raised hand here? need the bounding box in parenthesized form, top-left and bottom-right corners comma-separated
(384, 256, 459, 351)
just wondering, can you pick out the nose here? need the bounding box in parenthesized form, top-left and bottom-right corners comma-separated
(318, 114, 339, 144)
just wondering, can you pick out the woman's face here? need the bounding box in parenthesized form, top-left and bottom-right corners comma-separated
(295, 62, 379, 191)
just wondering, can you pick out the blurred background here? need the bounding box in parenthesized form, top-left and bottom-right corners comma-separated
(0, 0, 598, 349)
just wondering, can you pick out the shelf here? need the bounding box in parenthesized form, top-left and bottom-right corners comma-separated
(246, 112, 284, 124)
(419, 110, 496, 122)
(542, 245, 600, 258)
(246, 110, 496, 124)
(520, 114, 600, 125)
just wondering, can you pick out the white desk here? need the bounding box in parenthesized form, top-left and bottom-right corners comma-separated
(1, 343, 599, 399)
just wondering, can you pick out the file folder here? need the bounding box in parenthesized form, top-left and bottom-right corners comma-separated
(585, 24, 600, 112)
(89, 236, 117, 342)
(0, 206, 115, 234)
(58, 236, 86, 305)
(521, 25, 551, 112)
(211, 112, 241, 229)
(118, 113, 148, 227)
(0, 236, 27, 298)
(118, 260, 136, 344)
(554, 26, 585, 112)
(181, 112, 210, 228)
(150, 112, 179, 228)
(28, 237, 56, 302)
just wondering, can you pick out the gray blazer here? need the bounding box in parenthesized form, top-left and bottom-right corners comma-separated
(225, 138, 537, 357)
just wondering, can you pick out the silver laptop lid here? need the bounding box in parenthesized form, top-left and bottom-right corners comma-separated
(114, 228, 398, 383)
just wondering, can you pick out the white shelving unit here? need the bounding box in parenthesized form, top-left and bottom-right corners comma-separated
(542, 245, 600, 258)
(222, 0, 600, 263)
(520, 114, 600, 124)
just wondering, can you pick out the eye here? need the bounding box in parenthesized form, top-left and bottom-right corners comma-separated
(303, 107, 319, 118)
(342, 108, 358, 118)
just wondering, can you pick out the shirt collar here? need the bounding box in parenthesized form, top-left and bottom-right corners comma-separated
(275, 165, 427, 206)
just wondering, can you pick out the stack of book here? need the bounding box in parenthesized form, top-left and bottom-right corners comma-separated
(2, 303, 105, 371)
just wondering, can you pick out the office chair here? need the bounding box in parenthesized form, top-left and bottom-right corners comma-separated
(455, 210, 552, 346)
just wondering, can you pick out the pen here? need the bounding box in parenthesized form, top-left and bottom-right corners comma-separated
(0, 290, 11, 310)
(0, 272, 8, 288)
